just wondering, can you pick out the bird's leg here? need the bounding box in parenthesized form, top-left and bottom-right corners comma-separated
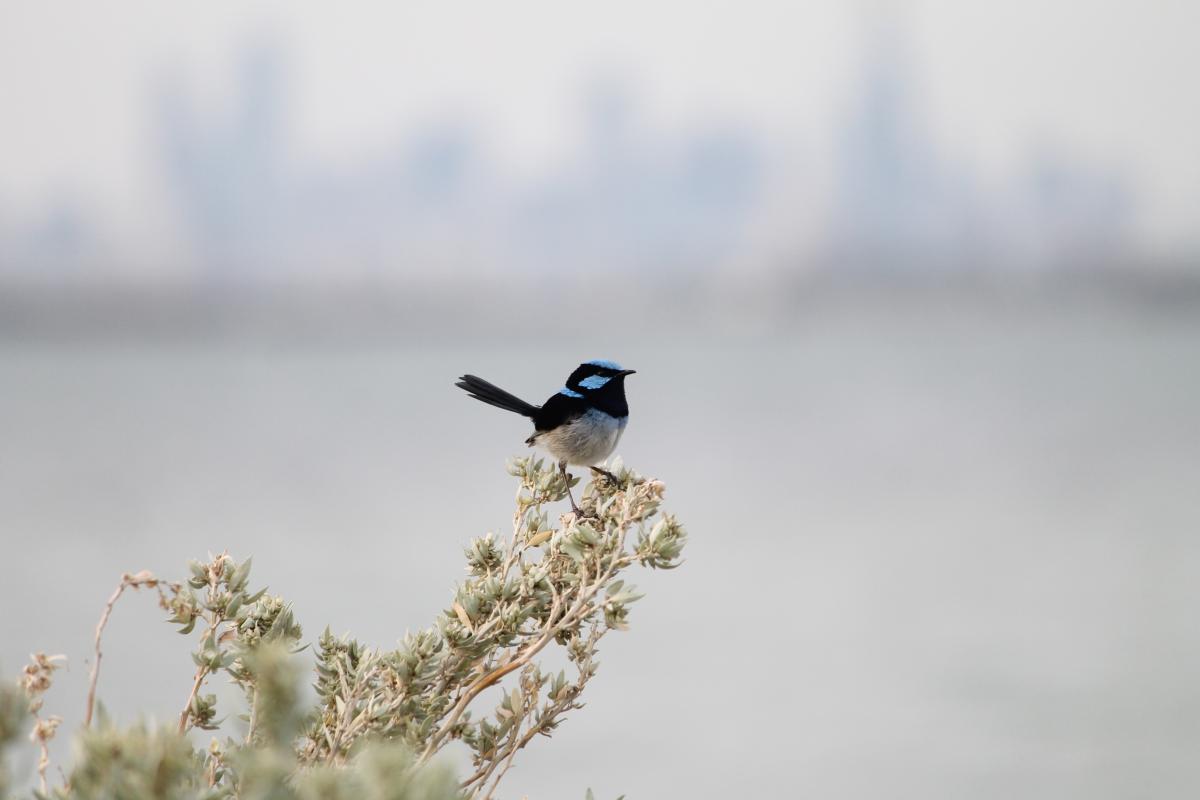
(589, 466, 620, 485)
(560, 459, 583, 516)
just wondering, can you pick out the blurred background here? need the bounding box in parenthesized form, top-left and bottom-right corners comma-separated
(2, 1, 1199, 797)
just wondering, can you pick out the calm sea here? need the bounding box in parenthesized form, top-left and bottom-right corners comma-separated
(2, 295, 1198, 797)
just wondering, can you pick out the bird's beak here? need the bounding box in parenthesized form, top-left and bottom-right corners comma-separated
(619, 369, 636, 376)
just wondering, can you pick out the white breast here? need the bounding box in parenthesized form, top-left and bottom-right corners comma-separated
(531, 409, 628, 466)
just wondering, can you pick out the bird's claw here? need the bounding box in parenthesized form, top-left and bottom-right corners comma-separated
(590, 467, 621, 485)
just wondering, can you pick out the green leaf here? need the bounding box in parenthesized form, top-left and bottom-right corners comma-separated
(229, 557, 253, 592)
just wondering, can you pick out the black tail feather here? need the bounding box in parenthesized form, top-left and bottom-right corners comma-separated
(455, 374, 540, 418)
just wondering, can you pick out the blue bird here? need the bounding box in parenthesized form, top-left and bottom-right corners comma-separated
(456, 360, 636, 514)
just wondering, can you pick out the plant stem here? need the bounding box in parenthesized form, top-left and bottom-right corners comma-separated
(84, 579, 129, 728)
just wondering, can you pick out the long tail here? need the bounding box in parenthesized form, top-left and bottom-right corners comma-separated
(455, 374, 540, 417)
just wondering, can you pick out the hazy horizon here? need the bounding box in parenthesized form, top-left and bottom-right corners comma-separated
(3, 2, 1199, 285)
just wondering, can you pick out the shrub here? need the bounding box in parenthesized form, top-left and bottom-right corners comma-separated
(1, 457, 685, 800)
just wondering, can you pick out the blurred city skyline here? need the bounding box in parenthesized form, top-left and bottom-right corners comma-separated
(1, 2, 1196, 290)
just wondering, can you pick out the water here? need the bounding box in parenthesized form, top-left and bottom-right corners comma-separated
(2, 296, 1198, 797)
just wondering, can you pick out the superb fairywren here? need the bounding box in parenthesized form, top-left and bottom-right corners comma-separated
(456, 360, 636, 514)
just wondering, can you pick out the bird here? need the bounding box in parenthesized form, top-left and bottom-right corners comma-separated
(455, 360, 636, 514)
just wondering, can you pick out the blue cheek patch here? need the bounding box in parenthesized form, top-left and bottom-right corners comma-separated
(578, 374, 612, 390)
(585, 359, 623, 371)
(558, 387, 583, 398)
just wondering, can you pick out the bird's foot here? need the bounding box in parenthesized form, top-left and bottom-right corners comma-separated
(566, 487, 588, 517)
(560, 460, 595, 517)
(590, 466, 621, 485)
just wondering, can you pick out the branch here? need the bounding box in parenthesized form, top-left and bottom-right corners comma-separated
(423, 472, 648, 774)
(84, 570, 171, 728)
(177, 553, 233, 734)
(178, 614, 218, 734)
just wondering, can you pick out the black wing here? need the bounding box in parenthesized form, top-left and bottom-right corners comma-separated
(532, 391, 587, 432)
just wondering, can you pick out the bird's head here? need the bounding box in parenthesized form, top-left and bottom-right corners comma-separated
(566, 359, 635, 392)
(562, 359, 636, 414)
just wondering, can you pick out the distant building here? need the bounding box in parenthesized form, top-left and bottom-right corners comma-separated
(822, 17, 1133, 276)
